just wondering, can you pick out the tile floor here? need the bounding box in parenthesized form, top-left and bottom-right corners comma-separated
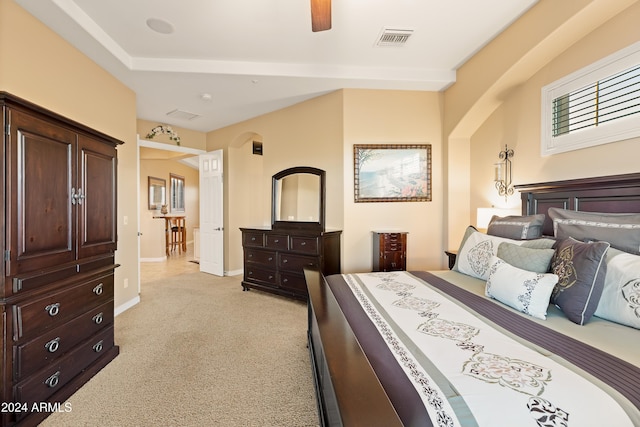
(140, 243, 200, 284)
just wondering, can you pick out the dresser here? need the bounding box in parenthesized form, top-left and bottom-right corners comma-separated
(372, 231, 408, 272)
(0, 92, 121, 426)
(241, 227, 341, 300)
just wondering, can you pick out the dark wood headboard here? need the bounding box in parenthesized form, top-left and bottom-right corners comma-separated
(515, 173, 640, 237)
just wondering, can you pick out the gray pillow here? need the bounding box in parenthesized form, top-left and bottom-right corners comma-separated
(548, 207, 640, 255)
(487, 214, 545, 240)
(550, 237, 610, 325)
(497, 242, 554, 273)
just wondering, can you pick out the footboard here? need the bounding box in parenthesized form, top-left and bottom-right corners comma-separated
(304, 268, 402, 427)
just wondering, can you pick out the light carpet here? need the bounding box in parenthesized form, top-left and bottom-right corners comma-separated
(40, 273, 319, 426)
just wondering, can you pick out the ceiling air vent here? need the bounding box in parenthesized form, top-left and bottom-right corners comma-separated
(166, 109, 200, 121)
(375, 28, 413, 47)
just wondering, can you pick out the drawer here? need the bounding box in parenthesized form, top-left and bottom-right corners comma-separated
(280, 272, 308, 295)
(245, 249, 277, 268)
(14, 300, 114, 381)
(243, 231, 265, 247)
(265, 234, 288, 250)
(14, 326, 114, 405)
(279, 253, 319, 272)
(244, 266, 277, 285)
(290, 236, 319, 254)
(13, 274, 113, 340)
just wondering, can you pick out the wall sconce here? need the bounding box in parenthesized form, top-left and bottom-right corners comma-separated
(494, 144, 514, 201)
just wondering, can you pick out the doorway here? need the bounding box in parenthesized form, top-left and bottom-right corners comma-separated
(137, 138, 206, 286)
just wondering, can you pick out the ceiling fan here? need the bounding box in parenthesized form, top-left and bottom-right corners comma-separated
(310, 0, 331, 32)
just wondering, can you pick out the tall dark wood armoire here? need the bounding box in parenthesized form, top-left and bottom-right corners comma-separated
(0, 92, 121, 426)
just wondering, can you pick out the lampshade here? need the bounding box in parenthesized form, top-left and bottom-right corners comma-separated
(476, 207, 520, 231)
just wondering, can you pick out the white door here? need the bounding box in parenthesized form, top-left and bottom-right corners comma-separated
(199, 150, 224, 276)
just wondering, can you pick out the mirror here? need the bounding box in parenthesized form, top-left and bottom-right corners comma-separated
(272, 167, 325, 230)
(148, 176, 166, 210)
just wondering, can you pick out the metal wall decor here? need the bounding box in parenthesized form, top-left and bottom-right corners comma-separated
(494, 144, 514, 201)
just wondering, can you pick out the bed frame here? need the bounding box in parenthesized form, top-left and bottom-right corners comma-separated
(305, 172, 640, 427)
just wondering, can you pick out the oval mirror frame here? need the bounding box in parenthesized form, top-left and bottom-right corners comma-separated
(272, 166, 325, 231)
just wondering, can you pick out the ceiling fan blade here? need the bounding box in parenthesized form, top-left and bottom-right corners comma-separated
(310, 0, 331, 32)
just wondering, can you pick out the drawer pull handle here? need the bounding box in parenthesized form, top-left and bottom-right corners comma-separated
(45, 303, 60, 317)
(248, 254, 253, 258)
(274, 239, 279, 243)
(93, 312, 104, 324)
(268, 257, 273, 261)
(45, 337, 61, 353)
(93, 340, 104, 353)
(93, 283, 104, 295)
(283, 278, 288, 283)
(301, 241, 306, 246)
(283, 259, 288, 263)
(44, 371, 61, 388)
(251, 237, 256, 241)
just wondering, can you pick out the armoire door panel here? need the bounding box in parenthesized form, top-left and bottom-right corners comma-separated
(6, 109, 76, 276)
(77, 135, 117, 258)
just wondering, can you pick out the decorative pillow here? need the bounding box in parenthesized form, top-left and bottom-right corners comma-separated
(453, 226, 555, 280)
(487, 214, 545, 240)
(594, 248, 640, 329)
(548, 207, 640, 255)
(453, 227, 520, 280)
(550, 237, 610, 325)
(496, 242, 555, 274)
(486, 257, 558, 320)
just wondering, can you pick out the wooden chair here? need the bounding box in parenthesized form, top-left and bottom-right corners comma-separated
(170, 217, 186, 253)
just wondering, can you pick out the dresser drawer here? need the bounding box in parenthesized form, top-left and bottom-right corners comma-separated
(290, 236, 319, 254)
(265, 234, 288, 250)
(243, 231, 265, 247)
(14, 300, 114, 381)
(244, 266, 277, 285)
(245, 249, 277, 268)
(13, 274, 113, 340)
(14, 326, 114, 405)
(279, 253, 319, 272)
(280, 272, 308, 294)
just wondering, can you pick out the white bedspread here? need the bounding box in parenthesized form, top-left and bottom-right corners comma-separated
(344, 271, 635, 427)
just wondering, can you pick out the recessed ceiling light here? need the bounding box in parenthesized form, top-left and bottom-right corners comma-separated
(146, 18, 174, 34)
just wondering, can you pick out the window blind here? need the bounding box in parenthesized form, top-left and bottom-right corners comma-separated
(552, 64, 640, 137)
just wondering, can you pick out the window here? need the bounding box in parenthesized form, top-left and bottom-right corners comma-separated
(170, 173, 185, 212)
(541, 41, 640, 155)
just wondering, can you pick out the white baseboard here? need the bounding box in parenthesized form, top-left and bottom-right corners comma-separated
(140, 257, 166, 262)
(225, 269, 243, 277)
(115, 295, 140, 316)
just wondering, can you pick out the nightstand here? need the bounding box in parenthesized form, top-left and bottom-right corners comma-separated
(445, 250, 457, 270)
(372, 231, 408, 272)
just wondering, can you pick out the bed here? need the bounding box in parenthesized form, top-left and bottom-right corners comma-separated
(304, 172, 640, 427)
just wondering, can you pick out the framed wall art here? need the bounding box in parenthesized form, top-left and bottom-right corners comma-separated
(354, 144, 432, 202)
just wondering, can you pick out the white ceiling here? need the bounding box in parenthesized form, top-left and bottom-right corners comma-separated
(15, 0, 538, 132)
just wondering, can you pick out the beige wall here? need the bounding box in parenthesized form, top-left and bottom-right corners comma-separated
(342, 89, 445, 272)
(0, 0, 139, 310)
(444, 0, 640, 251)
(207, 91, 344, 274)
